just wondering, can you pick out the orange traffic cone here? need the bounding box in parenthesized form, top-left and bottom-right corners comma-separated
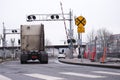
(100, 47, 107, 63)
(90, 47, 95, 62)
(90, 52, 94, 62)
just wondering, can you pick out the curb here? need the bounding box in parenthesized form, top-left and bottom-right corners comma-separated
(59, 59, 120, 69)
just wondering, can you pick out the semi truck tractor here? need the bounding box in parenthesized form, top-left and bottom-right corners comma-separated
(20, 24, 48, 64)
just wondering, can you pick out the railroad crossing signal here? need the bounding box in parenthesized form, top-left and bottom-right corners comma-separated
(26, 14, 71, 22)
(75, 16, 86, 27)
(75, 16, 86, 33)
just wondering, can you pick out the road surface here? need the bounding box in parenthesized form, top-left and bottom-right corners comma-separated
(0, 58, 120, 80)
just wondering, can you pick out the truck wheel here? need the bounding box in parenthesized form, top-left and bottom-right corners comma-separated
(20, 61, 26, 64)
(41, 60, 48, 64)
(40, 51, 48, 64)
(20, 59, 27, 64)
(40, 56, 48, 64)
(21, 61, 24, 64)
(20, 54, 28, 64)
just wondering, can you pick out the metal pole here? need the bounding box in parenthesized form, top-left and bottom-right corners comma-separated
(69, 10, 74, 59)
(95, 36, 97, 61)
(11, 38, 15, 60)
(2, 22, 6, 60)
(69, 9, 72, 33)
(78, 33, 81, 58)
(80, 33, 83, 62)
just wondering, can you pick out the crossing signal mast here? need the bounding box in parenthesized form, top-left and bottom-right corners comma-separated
(26, 2, 75, 58)
(60, 2, 74, 58)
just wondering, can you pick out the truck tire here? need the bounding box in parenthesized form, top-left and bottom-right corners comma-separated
(20, 60, 26, 64)
(40, 51, 48, 64)
(20, 54, 28, 64)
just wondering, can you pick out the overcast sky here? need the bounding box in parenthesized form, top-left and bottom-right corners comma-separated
(0, 0, 120, 45)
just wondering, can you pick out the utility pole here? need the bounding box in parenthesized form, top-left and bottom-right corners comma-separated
(69, 10, 74, 59)
(2, 22, 6, 60)
(11, 38, 15, 60)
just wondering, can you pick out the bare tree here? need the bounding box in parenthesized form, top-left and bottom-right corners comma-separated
(87, 29, 96, 42)
(97, 28, 112, 48)
(87, 28, 112, 45)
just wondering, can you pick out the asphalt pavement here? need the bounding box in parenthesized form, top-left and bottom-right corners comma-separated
(1, 59, 120, 80)
(1, 57, 120, 69)
(59, 58, 120, 69)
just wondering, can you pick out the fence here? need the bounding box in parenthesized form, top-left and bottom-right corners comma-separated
(85, 34, 120, 61)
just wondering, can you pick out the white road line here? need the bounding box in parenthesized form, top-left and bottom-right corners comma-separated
(93, 71, 120, 76)
(0, 75, 12, 80)
(24, 73, 64, 80)
(60, 72, 106, 78)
